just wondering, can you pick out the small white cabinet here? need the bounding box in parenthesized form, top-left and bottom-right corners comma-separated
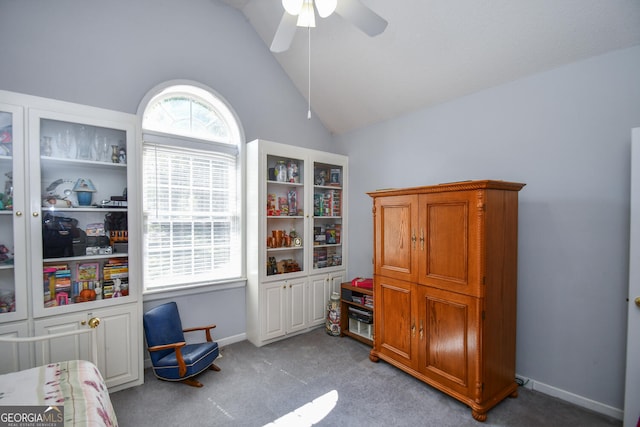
(0, 90, 142, 391)
(247, 139, 347, 346)
(261, 277, 309, 341)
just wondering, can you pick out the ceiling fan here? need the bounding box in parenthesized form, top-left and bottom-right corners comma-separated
(270, 0, 388, 53)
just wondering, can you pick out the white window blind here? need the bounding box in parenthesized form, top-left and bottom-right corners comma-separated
(143, 143, 240, 289)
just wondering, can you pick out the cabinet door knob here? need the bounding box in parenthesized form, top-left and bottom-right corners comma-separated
(635, 297, 640, 308)
(15, 211, 22, 217)
(32, 211, 39, 217)
(88, 317, 101, 328)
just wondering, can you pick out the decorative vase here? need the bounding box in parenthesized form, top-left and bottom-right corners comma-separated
(76, 191, 93, 206)
(111, 145, 119, 163)
(325, 292, 341, 336)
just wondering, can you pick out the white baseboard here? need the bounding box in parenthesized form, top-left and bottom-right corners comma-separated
(516, 374, 623, 420)
(217, 333, 246, 348)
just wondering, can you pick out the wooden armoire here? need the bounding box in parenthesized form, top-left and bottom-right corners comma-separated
(368, 180, 525, 422)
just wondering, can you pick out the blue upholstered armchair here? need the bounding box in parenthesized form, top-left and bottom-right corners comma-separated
(143, 302, 221, 387)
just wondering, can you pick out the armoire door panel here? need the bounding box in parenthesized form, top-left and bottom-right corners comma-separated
(426, 202, 468, 282)
(374, 276, 414, 365)
(418, 192, 482, 297)
(418, 286, 480, 399)
(374, 195, 418, 282)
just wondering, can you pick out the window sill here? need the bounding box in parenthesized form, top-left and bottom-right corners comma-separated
(142, 278, 247, 302)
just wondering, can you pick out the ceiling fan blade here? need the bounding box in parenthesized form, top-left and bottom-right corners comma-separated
(270, 12, 298, 53)
(335, 0, 388, 37)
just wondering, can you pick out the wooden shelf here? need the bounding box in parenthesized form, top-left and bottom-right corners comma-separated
(340, 282, 373, 346)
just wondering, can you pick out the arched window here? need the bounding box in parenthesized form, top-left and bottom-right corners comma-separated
(140, 83, 243, 292)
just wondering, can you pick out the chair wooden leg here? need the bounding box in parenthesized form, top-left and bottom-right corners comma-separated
(182, 378, 203, 387)
(210, 363, 221, 372)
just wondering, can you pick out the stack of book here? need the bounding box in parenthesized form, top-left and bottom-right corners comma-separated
(315, 189, 342, 217)
(363, 295, 374, 308)
(103, 259, 129, 298)
(44, 264, 71, 306)
(330, 190, 341, 216)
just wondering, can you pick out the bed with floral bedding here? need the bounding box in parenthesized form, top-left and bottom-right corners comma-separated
(0, 359, 118, 427)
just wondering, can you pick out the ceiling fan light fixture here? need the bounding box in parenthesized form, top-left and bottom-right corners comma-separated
(315, 0, 337, 18)
(296, 0, 316, 27)
(282, 0, 303, 15)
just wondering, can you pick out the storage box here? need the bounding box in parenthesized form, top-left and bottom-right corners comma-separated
(351, 277, 373, 289)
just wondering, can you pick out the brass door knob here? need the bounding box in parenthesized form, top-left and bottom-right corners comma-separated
(635, 297, 640, 308)
(88, 317, 101, 328)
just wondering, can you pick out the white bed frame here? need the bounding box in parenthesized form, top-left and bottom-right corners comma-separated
(0, 328, 98, 368)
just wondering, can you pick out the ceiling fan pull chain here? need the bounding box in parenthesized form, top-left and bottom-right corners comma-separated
(307, 24, 311, 120)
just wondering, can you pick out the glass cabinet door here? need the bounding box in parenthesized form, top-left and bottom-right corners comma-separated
(0, 102, 27, 322)
(29, 109, 135, 317)
(312, 161, 344, 272)
(265, 154, 305, 277)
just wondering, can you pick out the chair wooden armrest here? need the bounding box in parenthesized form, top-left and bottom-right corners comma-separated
(183, 324, 217, 342)
(148, 341, 188, 377)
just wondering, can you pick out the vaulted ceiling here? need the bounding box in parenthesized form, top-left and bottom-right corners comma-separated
(222, 0, 640, 135)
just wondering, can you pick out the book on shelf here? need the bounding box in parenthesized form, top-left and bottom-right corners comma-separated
(348, 306, 373, 323)
(103, 259, 128, 280)
(329, 168, 341, 186)
(77, 262, 99, 281)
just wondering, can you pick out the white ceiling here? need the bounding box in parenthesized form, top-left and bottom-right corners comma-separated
(223, 0, 640, 135)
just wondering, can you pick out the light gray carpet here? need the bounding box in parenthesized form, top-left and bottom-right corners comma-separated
(110, 328, 620, 426)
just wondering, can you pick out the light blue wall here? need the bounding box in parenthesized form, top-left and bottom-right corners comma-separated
(0, 0, 332, 150)
(337, 45, 640, 410)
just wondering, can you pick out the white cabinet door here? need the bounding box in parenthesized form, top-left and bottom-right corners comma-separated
(28, 106, 137, 319)
(309, 271, 346, 326)
(92, 304, 140, 390)
(286, 278, 307, 333)
(0, 101, 28, 324)
(0, 321, 30, 373)
(262, 281, 286, 341)
(34, 302, 140, 390)
(33, 312, 91, 364)
(309, 274, 332, 326)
